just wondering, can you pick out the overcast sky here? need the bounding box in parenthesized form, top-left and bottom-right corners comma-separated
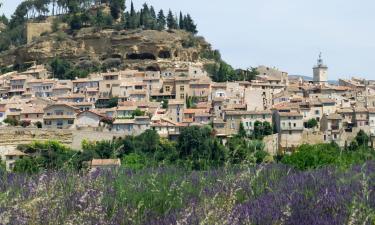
(1, 0, 375, 80)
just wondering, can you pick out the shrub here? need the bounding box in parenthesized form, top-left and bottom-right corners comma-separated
(306, 118, 318, 129)
(3, 117, 19, 126)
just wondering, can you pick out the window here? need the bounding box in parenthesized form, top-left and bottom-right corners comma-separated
(180, 93, 185, 99)
(315, 110, 320, 115)
(0, 113, 3, 117)
(294, 123, 296, 127)
(165, 86, 170, 92)
(180, 86, 185, 91)
(106, 84, 111, 88)
(68, 120, 74, 125)
(57, 120, 64, 126)
(55, 110, 64, 116)
(263, 114, 266, 119)
(25, 114, 29, 118)
(45, 120, 52, 125)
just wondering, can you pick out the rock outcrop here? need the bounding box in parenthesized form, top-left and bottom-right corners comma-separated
(0, 28, 212, 70)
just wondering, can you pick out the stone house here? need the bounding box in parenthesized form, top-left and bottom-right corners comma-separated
(9, 75, 28, 97)
(0, 103, 6, 123)
(43, 103, 79, 129)
(320, 113, 343, 142)
(72, 78, 100, 94)
(151, 118, 181, 138)
(52, 84, 72, 97)
(241, 110, 273, 135)
(368, 108, 375, 136)
(1, 149, 27, 171)
(20, 106, 44, 123)
(223, 110, 271, 136)
(75, 110, 103, 128)
(116, 106, 137, 118)
(112, 116, 150, 135)
(27, 79, 55, 98)
(167, 100, 184, 123)
(337, 108, 354, 129)
(353, 107, 368, 127)
(71, 102, 94, 112)
(274, 111, 304, 150)
(189, 79, 211, 100)
(175, 77, 190, 101)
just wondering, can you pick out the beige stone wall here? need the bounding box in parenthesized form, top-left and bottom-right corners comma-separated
(263, 134, 278, 155)
(0, 127, 124, 151)
(26, 22, 53, 44)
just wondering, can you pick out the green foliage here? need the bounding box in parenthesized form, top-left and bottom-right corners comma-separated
(238, 123, 247, 138)
(356, 130, 369, 147)
(156, 9, 166, 30)
(204, 61, 258, 82)
(131, 108, 145, 118)
(166, 10, 178, 30)
(281, 142, 375, 170)
(49, 57, 93, 80)
(177, 126, 226, 170)
(51, 18, 60, 33)
(13, 157, 40, 174)
(110, 0, 126, 20)
(306, 118, 318, 129)
(50, 57, 71, 79)
(15, 141, 80, 172)
(161, 100, 168, 109)
(3, 117, 19, 126)
(252, 121, 273, 139)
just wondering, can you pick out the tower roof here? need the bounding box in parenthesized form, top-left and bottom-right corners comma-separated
(314, 52, 328, 68)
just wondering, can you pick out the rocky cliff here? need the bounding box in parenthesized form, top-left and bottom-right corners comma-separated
(0, 27, 213, 70)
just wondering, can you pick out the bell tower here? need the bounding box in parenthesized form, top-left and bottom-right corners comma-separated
(313, 53, 328, 84)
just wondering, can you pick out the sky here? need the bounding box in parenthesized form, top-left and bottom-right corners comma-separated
(1, 0, 375, 80)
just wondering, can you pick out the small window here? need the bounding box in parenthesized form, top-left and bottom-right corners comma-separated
(106, 84, 111, 88)
(68, 120, 74, 125)
(180, 86, 185, 91)
(180, 94, 185, 99)
(165, 86, 171, 92)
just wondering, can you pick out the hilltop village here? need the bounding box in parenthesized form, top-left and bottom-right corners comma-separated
(0, 54, 374, 156)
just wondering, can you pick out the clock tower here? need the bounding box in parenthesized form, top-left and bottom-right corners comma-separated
(313, 53, 328, 84)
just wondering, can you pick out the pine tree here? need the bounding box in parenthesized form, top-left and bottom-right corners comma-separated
(156, 9, 166, 30)
(167, 10, 177, 30)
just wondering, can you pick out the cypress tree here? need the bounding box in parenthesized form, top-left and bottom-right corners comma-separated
(179, 12, 184, 29)
(185, 14, 197, 34)
(167, 10, 177, 30)
(157, 9, 166, 30)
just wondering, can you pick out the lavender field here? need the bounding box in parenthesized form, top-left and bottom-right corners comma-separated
(0, 162, 374, 225)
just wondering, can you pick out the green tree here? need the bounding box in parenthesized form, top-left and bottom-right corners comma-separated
(306, 118, 318, 129)
(178, 12, 184, 29)
(184, 14, 197, 34)
(156, 10, 166, 30)
(356, 130, 369, 148)
(50, 57, 71, 79)
(238, 122, 247, 138)
(110, 0, 125, 20)
(166, 10, 177, 30)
